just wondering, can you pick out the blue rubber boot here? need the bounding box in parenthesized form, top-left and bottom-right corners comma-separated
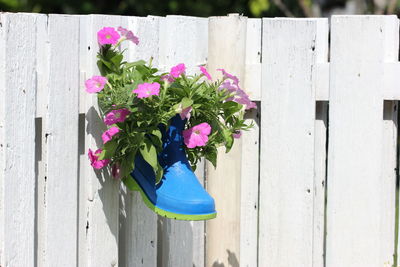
(128, 115, 217, 220)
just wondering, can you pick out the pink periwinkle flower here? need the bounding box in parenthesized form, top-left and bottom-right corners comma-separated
(112, 163, 121, 179)
(180, 106, 192, 120)
(183, 122, 211, 149)
(85, 76, 107, 93)
(199, 66, 212, 80)
(104, 108, 131, 125)
(117, 26, 139, 45)
(233, 131, 242, 139)
(102, 126, 120, 144)
(170, 63, 186, 78)
(133, 82, 160, 99)
(97, 27, 120, 46)
(88, 148, 110, 169)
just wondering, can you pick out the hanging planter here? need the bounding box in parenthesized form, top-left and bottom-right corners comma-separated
(86, 26, 256, 221)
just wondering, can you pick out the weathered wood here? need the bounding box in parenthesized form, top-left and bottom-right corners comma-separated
(244, 18, 262, 101)
(206, 13, 247, 267)
(79, 14, 121, 267)
(259, 18, 328, 267)
(157, 15, 208, 267)
(42, 14, 80, 267)
(326, 15, 398, 267)
(118, 15, 159, 267)
(0, 13, 38, 267)
(239, 107, 260, 267)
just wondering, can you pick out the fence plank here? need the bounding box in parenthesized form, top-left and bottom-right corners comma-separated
(41, 14, 80, 266)
(0, 13, 38, 267)
(118, 15, 159, 267)
(326, 15, 399, 267)
(259, 18, 328, 267)
(157, 15, 208, 267)
(79, 14, 121, 267)
(206, 14, 247, 267)
(239, 107, 260, 267)
(244, 18, 262, 101)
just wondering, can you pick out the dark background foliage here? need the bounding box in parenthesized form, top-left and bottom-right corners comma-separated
(1, 0, 399, 18)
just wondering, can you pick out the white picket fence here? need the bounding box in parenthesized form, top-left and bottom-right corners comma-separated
(1, 12, 400, 267)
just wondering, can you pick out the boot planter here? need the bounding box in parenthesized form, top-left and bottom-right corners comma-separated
(125, 115, 216, 220)
(86, 26, 256, 221)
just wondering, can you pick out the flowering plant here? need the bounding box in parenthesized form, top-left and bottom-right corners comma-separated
(87, 26, 256, 183)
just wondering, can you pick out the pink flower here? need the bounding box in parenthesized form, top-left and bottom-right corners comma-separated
(85, 76, 107, 93)
(88, 148, 110, 169)
(97, 27, 120, 46)
(104, 108, 130, 125)
(199, 66, 212, 80)
(232, 131, 242, 139)
(133, 82, 160, 98)
(102, 126, 120, 144)
(183, 122, 211, 148)
(170, 63, 186, 78)
(117, 26, 139, 45)
(217, 68, 239, 85)
(160, 74, 175, 83)
(180, 106, 192, 120)
(111, 163, 121, 179)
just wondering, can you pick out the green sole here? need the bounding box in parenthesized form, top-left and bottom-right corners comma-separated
(122, 177, 217, 221)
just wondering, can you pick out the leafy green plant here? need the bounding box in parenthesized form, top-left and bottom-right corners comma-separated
(86, 26, 256, 183)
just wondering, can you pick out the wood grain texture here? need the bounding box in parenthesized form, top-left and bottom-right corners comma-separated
(41, 14, 80, 267)
(0, 13, 38, 267)
(157, 15, 208, 267)
(259, 18, 328, 267)
(79, 14, 121, 267)
(206, 14, 247, 267)
(326, 15, 399, 267)
(118, 15, 159, 267)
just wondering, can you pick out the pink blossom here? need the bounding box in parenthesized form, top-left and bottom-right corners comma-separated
(102, 126, 120, 144)
(104, 108, 130, 125)
(133, 82, 160, 98)
(232, 131, 242, 139)
(219, 80, 238, 93)
(199, 66, 212, 80)
(88, 148, 110, 169)
(160, 74, 175, 83)
(183, 122, 211, 148)
(112, 163, 121, 179)
(180, 106, 192, 120)
(170, 63, 186, 78)
(97, 27, 120, 46)
(217, 68, 239, 85)
(117, 26, 139, 45)
(85, 76, 107, 93)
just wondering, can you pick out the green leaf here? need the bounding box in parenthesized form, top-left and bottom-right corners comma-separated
(110, 53, 123, 68)
(223, 129, 234, 153)
(205, 146, 217, 168)
(155, 163, 164, 184)
(124, 60, 146, 69)
(120, 151, 136, 178)
(181, 97, 193, 109)
(139, 138, 158, 169)
(98, 140, 118, 160)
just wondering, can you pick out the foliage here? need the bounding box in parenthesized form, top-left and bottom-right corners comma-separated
(86, 27, 255, 183)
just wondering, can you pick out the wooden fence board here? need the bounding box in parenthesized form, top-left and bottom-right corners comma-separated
(206, 14, 247, 267)
(0, 13, 38, 267)
(79, 14, 122, 267)
(259, 18, 328, 267)
(158, 15, 208, 267)
(42, 14, 80, 267)
(118, 15, 159, 267)
(326, 15, 399, 267)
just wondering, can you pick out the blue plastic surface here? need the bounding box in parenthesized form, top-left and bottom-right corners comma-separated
(130, 115, 216, 216)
